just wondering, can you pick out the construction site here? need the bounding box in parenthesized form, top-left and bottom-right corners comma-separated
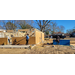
(0, 28, 75, 54)
(1, 19, 75, 54)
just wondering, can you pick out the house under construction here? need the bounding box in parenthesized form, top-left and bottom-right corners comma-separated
(0, 28, 44, 45)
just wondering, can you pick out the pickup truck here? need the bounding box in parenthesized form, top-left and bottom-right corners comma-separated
(52, 34, 66, 38)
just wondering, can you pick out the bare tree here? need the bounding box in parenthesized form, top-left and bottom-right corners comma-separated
(0, 21, 4, 29)
(0, 20, 17, 30)
(9, 20, 24, 29)
(5, 21, 17, 30)
(57, 25, 65, 32)
(26, 20, 34, 27)
(35, 20, 51, 32)
(50, 22, 65, 34)
(66, 26, 75, 34)
(0, 20, 33, 30)
(15, 20, 32, 29)
(66, 29, 73, 34)
(0, 25, 3, 29)
(51, 22, 58, 34)
(0, 20, 7, 29)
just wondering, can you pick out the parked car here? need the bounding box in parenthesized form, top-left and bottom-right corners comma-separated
(70, 32, 75, 37)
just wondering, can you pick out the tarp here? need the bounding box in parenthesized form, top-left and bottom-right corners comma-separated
(53, 40, 70, 46)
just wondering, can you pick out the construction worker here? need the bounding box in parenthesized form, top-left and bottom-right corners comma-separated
(51, 35, 53, 39)
(8, 36, 10, 44)
(56, 35, 60, 43)
(26, 34, 29, 45)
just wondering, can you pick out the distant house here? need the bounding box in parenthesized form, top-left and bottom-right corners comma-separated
(54, 32, 64, 35)
(65, 33, 70, 36)
(0, 29, 6, 32)
(72, 31, 75, 33)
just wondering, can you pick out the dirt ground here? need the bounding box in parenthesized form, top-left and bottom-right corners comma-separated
(0, 38, 75, 54)
(0, 44, 75, 54)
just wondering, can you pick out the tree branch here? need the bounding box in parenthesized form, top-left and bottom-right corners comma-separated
(36, 20, 40, 25)
(45, 20, 51, 26)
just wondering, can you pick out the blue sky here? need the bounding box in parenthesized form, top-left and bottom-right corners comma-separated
(0, 20, 75, 33)
(33, 20, 75, 33)
(51, 20, 75, 33)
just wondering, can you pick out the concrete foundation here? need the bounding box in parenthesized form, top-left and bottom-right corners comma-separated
(0, 45, 36, 49)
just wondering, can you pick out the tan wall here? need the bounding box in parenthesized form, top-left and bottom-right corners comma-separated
(12, 37, 35, 45)
(42, 33, 44, 41)
(0, 38, 8, 45)
(35, 31, 44, 44)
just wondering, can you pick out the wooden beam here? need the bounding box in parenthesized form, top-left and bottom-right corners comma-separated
(18, 29, 29, 32)
(6, 30, 14, 33)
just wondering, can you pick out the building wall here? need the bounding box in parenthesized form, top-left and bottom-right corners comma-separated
(12, 31, 44, 45)
(35, 30, 44, 44)
(12, 37, 35, 45)
(0, 38, 8, 45)
(42, 33, 44, 42)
